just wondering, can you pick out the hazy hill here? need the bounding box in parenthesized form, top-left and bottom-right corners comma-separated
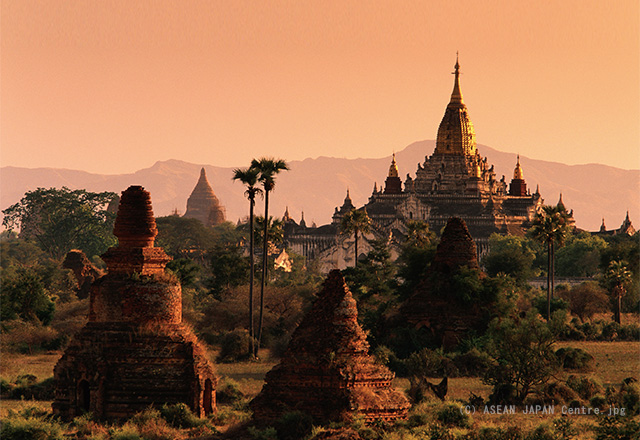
(2, 141, 638, 231)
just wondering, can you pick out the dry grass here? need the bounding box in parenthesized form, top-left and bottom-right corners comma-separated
(0, 351, 61, 381)
(556, 340, 640, 386)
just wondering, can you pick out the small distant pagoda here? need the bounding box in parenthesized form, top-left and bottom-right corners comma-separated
(251, 270, 410, 424)
(53, 186, 216, 420)
(183, 168, 226, 227)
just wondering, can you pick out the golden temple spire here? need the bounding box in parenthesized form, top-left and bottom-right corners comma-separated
(388, 152, 399, 178)
(450, 52, 464, 105)
(513, 155, 524, 180)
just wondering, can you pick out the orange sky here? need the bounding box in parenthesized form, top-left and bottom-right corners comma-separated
(1, 0, 638, 174)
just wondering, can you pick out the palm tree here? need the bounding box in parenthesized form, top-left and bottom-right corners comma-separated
(250, 157, 289, 357)
(232, 167, 262, 357)
(529, 204, 570, 320)
(339, 208, 372, 267)
(605, 260, 632, 324)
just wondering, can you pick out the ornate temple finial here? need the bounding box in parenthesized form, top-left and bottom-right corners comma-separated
(450, 53, 463, 104)
(283, 206, 291, 221)
(600, 217, 607, 232)
(513, 154, 524, 180)
(388, 152, 399, 178)
(373, 182, 378, 193)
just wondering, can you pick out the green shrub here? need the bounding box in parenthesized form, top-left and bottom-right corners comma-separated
(247, 425, 278, 440)
(452, 348, 492, 377)
(566, 375, 601, 400)
(524, 425, 554, 440)
(159, 402, 203, 429)
(555, 347, 593, 370)
(0, 416, 65, 440)
(216, 377, 245, 405)
(594, 415, 640, 440)
(275, 411, 314, 440)
(435, 403, 469, 428)
(216, 329, 252, 363)
(590, 395, 607, 410)
(427, 423, 454, 440)
(464, 426, 523, 440)
(408, 413, 429, 427)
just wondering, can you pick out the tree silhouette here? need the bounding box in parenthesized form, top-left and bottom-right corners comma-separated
(250, 157, 289, 357)
(340, 208, 372, 267)
(529, 204, 571, 320)
(604, 260, 632, 324)
(232, 166, 262, 357)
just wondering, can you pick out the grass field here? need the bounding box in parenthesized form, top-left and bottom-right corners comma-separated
(1, 341, 638, 438)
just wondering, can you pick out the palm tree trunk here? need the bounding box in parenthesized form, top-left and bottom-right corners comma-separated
(615, 287, 622, 324)
(546, 240, 551, 321)
(550, 242, 555, 300)
(248, 197, 255, 357)
(256, 190, 269, 357)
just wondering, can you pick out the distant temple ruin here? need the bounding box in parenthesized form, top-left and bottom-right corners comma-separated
(251, 270, 410, 424)
(53, 186, 216, 420)
(183, 168, 226, 227)
(283, 58, 543, 269)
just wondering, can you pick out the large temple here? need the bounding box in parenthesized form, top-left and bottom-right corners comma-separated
(284, 58, 542, 269)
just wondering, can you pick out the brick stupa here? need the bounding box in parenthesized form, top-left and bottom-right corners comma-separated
(401, 217, 487, 349)
(183, 168, 226, 227)
(251, 270, 410, 424)
(53, 186, 217, 420)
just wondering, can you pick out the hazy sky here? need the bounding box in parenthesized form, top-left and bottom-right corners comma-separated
(2, 0, 638, 174)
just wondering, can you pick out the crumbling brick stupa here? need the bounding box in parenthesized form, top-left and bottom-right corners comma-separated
(251, 270, 410, 424)
(401, 217, 488, 350)
(53, 186, 216, 420)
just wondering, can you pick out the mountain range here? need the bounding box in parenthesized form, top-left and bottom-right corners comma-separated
(2, 140, 638, 232)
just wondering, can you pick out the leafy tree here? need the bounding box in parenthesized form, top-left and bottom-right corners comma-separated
(206, 242, 249, 297)
(250, 157, 289, 357)
(482, 234, 536, 286)
(483, 311, 559, 403)
(604, 260, 632, 324)
(155, 216, 217, 262)
(343, 239, 398, 346)
(557, 281, 609, 322)
(233, 166, 262, 356)
(396, 222, 437, 298)
(600, 233, 639, 312)
(339, 208, 372, 267)
(555, 231, 607, 277)
(2, 187, 117, 259)
(529, 204, 572, 320)
(0, 267, 55, 325)
(166, 258, 201, 288)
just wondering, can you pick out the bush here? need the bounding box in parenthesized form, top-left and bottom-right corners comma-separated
(566, 375, 601, 400)
(463, 426, 523, 440)
(555, 347, 593, 371)
(216, 377, 244, 405)
(216, 329, 252, 363)
(452, 348, 492, 377)
(159, 403, 204, 429)
(0, 416, 65, 440)
(435, 403, 469, 428)
(275, 411, 314, 440)
(535, 381, 579, 406)
(594, 415, 640, 440)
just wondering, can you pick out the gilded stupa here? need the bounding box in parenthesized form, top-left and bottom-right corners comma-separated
(283, 56, 543, 263)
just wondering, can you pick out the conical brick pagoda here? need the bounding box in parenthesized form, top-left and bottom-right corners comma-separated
(251, 270, 410, 424)
(53, 186, 216, 420)
(183, 168, 226, 226)
(401, 217, 488, 350)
